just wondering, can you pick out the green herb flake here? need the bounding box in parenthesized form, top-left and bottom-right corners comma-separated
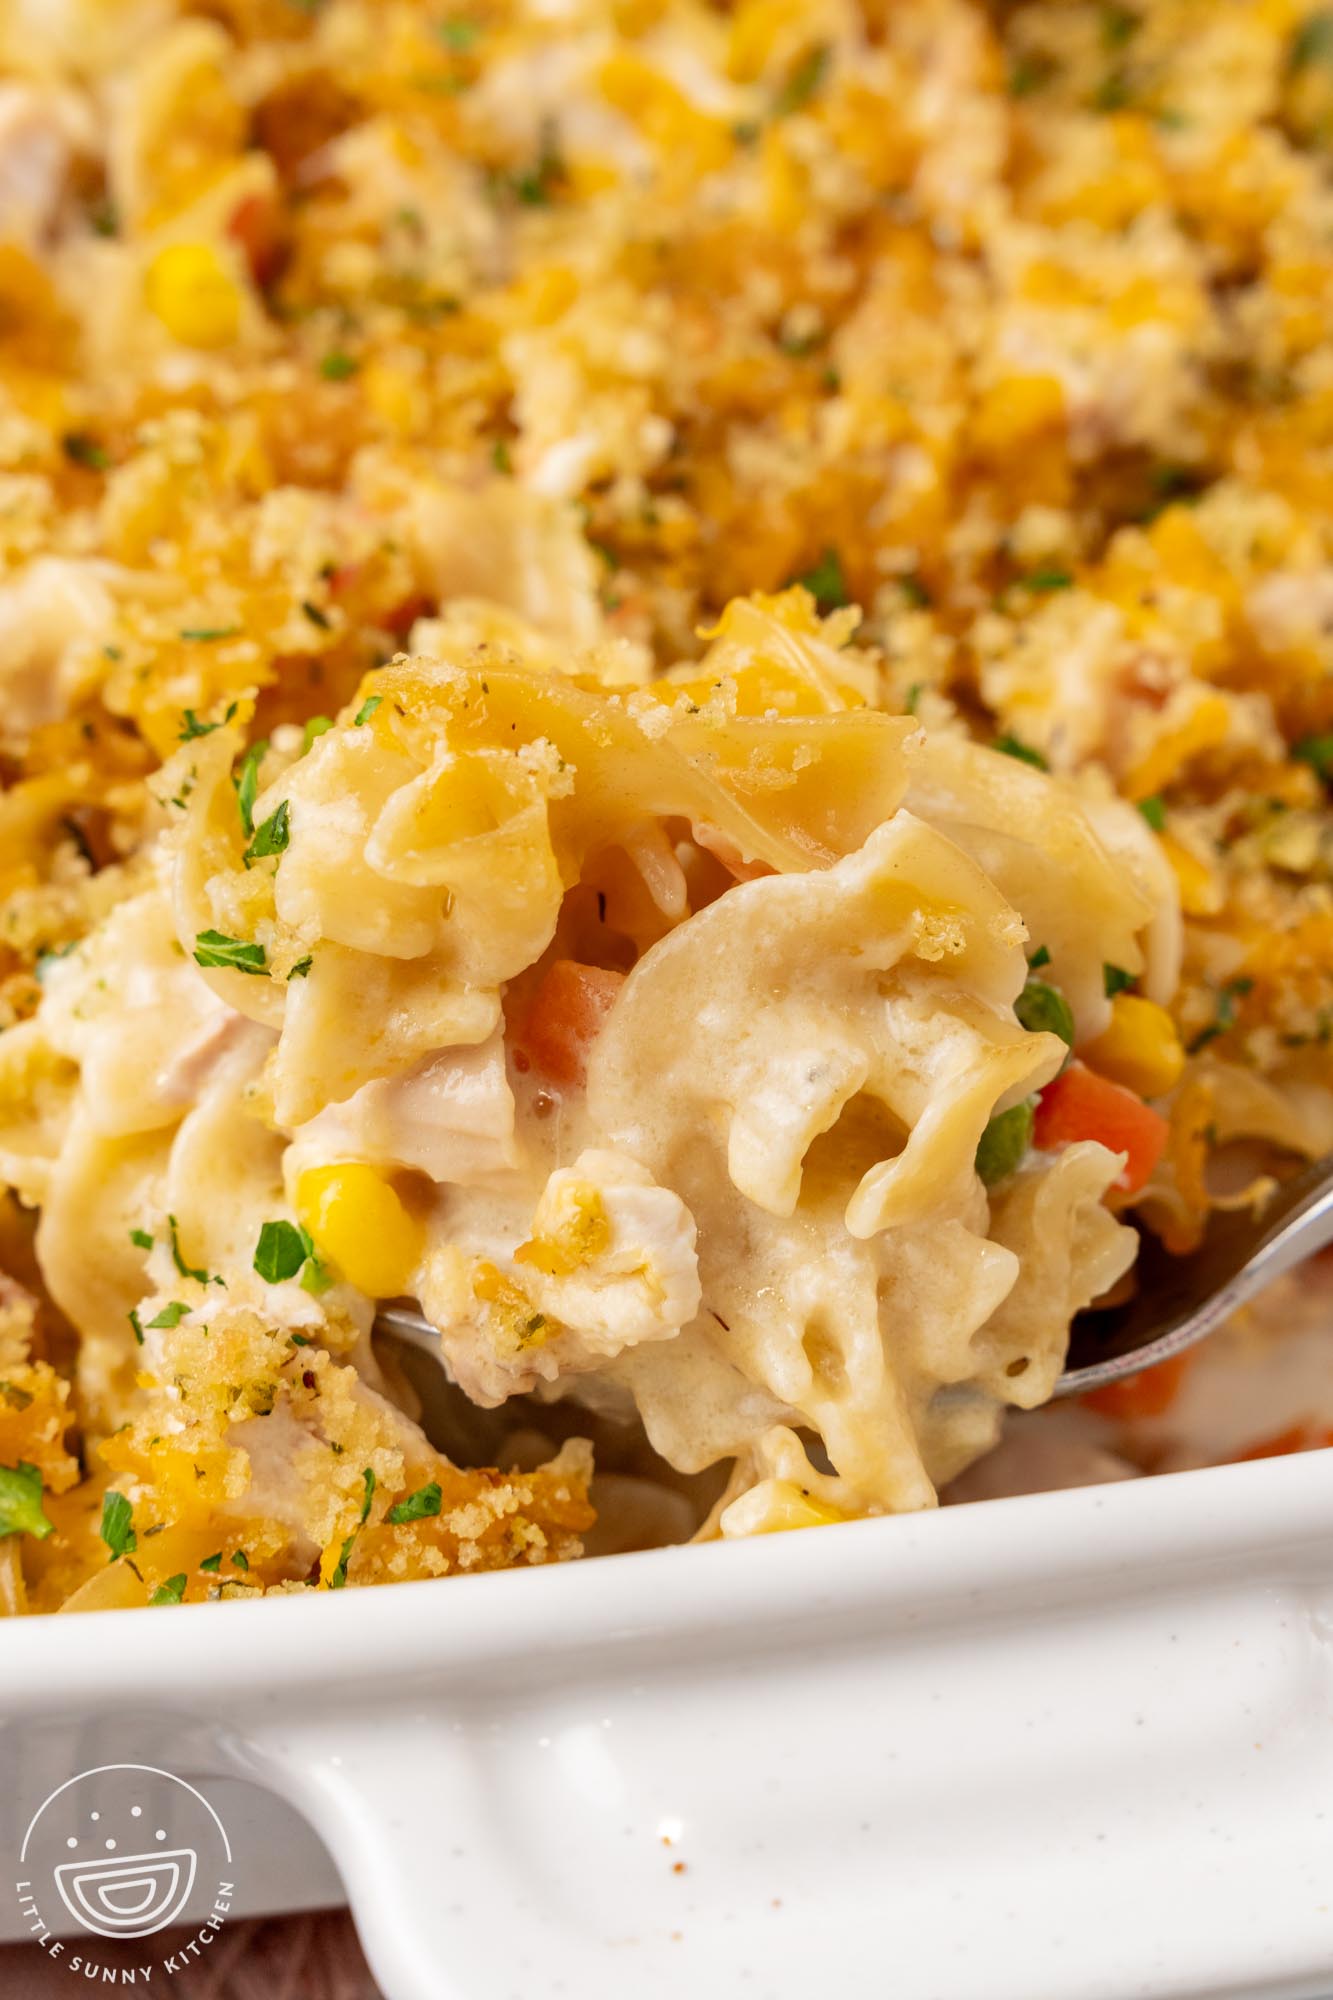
(301, 599, 332, 630)
(0, 1461, 54, 1541)
(993, 733, 1050, 771)
(128, 1307, 144, 1346)
(146, 1302, 190, 1330)
(1008, 51, 1057, 97)
(387, 1481, 442, 1525)
(199, 1552, 222, 1573)
(62, 431, 109, 471)
(1023, 567, 1074, 593)
(1291, 10, 1333, 70)
(319, 351, 359, 381)
(231, 1548, 249, 1571)
(490, 438, 513, 475)
(288, 956, 313, 980)
(1294, 734, 1333, 783)
(1104, 963, 1137, 998)
(193, 930, 268, 976)
(167, 1212, 222, 1287)
(1014, 977, 1076, 1048)
(976, 1100, 1035, 1187)
(1101, 3, 1139, 48)
(244, 798, 291, 869)
(300, 1253, 333, 1296)
(774, 42, 829, 117)
(235, 739, 268, 835)
(328, 1467, 376, 1589)
(793, 547, 849, 614)
(254, 1219, 311, 1284)
(436, 16, 478, 48)
(100, 1489, 137, 1560)
(302, 715, 333, 753)
(1027, 944, 1052, 970)
(1188, 976, 1255, 1054)
(1137, 794, 1167, 831)
(353, 694, 383, 726)
(178, 707, 230, 742)
(150, 1573, 188, 1606)
(179, 626, 242, 644)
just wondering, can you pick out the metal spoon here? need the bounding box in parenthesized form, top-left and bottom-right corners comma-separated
(375, 1152, 1333, 1405)
(1056, 1152, 1333, 1396)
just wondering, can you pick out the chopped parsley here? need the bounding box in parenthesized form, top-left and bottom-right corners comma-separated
(178, 703, 236, 741)
(774, 42, 829, 116)
(167, 1212, 223, 1287)
(1027, 944, 1052, 970)
(302, 715, 333, 753)
(150, 1573, 188, 1606)
(0, 1461, 54, 1541)
(1104, 963, 1137, 998)
(243, 798, 290, 868)
(328, 1468, 376, 1589)
(993, 733, 1049, 770)
(793, 547, 849, 614)
(146, 1302, 190, 1330)
(491, 438, 513, 475)
(1023, 567, 1074, 593)
(235, 739, 268, 836)
(254, 1219, 313, 1284)
(193, 930, 268, 975)
(1137, 794, 1168, 831)
(1008, 51, 1057, 96)
(1015, 977, 1076, 1048)
(319, 351, 358, 381)
(231, 1548, 250, 1571)
(976, 1100, 1035, 1186)
(1294, 734, 1333, 784)
(62, 431, 109, 471)
(128, 1308, 144, 1346)
(301, 599, 332, 630)
(1101, 3, 1139, 48)
(1291, 10, 1333, 70)
(387, 1481, 442, 1525)
(1188, 976, 1254, 1053)
(289, 956, 313, 980)
(353, 694, 382, 726)
(100, 1490, 137, 1561)
(179, 626, 242, 644)
(199, 1552, 222, 1573)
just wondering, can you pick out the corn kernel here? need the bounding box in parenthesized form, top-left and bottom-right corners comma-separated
(297, 1162, 424, 1298)
(1086, 994, 1185, 1100)
(145, 242, 241, 350)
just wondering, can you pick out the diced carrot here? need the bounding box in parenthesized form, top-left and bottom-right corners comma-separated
(1232, 1425, 1333, 1462)
(1082, 1349, 1194, 1421)
(1033, 1060, 1169, 1197)
(226, 193, 286, 290)
(517, 961, 626, 1088)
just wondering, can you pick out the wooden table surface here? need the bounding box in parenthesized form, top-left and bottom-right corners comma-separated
(0, 1911, 383, 1998)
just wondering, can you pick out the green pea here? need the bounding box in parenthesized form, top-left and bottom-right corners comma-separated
(975, 1101, 1035, 1187)
(1015, 977, 1076, 1048)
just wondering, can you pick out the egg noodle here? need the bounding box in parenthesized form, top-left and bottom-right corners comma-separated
(0, 0, 1331, 1610)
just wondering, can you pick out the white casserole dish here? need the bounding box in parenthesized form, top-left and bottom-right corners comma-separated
(6, 1450, 1333, 2000)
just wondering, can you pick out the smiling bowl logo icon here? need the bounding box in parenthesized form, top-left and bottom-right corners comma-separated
(19, 1764, 231, 1944)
